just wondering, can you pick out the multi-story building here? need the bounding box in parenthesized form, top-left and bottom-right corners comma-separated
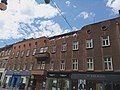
(2, 17, 120, 90)
(46, 17, 120, 90)
(0, 45, 12, 87)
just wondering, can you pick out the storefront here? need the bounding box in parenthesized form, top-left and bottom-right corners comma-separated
(46, 72, 71, 90)
(71, 72, 120, 90)
(4, 70, 31, 89)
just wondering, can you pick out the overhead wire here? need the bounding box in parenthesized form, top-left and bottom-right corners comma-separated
(51, 0, 73, 31)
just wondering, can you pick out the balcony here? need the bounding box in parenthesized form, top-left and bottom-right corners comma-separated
(35, 52, 50, 60)
(31, 69, 47, 75)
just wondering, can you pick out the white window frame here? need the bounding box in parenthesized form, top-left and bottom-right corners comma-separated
(32, 48, 36, 55)
(61, 43, 67, 51)
(29, 63, 34, 70)
(104, 57, 113, 71)
(73, 41, 79, 50)
(37, 61, 41, 69)
(41, 61, 45, 69)
(26, 49, 30, 57)
(72, 59, 78, 70)
(40, 47, 48, 53)
(49, 61, 54, 70)
(21, 51, 24, 57)
(16, 51, 19, 57)
(23, 64, 27, 70)
(87, 58, 94, 71)
(102, 36, 110, 47)
(51, 45, 56, 53)
(86, 39, 93, 49)
(60, 60, 65, 70)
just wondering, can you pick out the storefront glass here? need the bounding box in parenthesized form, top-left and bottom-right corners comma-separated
(45, 78, 69, 90)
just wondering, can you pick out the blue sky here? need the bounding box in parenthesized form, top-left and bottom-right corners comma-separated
(0, 0, 120, 47)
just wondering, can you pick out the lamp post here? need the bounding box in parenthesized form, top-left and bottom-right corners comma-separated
(0, 0, 50, 11)
(0, 0, 7, 11)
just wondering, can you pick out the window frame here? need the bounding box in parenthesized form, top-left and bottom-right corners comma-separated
(60, 60, 65, 70)
(102, 36, 110, 47)
(72, 59, 78, 70)
(87, 58, 94, 71)
(104, 57, 113, 71)
(86, 39, 93, 49)
(72, 41, 79, 50)
(61, 43, 67, 52)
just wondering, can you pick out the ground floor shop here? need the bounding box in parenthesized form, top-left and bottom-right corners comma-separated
(0, 68, 6, 86)
(71, 72, 120, 90)
(3, 70, 31, 89)
(45, 72, 71, 90)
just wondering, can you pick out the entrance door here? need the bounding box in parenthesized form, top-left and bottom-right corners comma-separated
(87, 81, 96, 90)
(11, 75, 21, 88)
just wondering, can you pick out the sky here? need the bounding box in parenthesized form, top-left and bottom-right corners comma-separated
(0, 0, 120, 47)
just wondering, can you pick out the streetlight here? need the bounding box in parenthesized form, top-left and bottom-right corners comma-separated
(0, 0, 7, 11)
(0, 0, 50, 11)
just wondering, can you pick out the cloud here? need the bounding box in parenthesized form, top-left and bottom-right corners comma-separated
(106, 0, 120, 14)
(74, 11, 95, 20)
(0, 0, 59, 40)
(65, 1, 71, 7)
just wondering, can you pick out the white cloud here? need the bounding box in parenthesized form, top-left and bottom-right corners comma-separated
(74, 11, 95, 20)
(106, 0, 120, 14)
(0, 0, 59, 40)
(65, 1, 71, 7)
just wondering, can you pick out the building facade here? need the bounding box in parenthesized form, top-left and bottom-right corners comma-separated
(2, 17, 120, 90)
(0, 45, 12, 87)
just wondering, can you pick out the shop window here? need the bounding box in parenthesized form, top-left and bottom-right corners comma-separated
(86, 39, 93, 49)
(60, 60, 65, 70)
(61, 43, 67, 52)
(72, 59, 78, 70)
(73, 41, 79, 50)
(87, 58, 94, 71)
(102, 36, 110, 47)
(104, 57, 113, 71)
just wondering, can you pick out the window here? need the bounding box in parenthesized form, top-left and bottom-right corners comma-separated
(17, 65, 20, 70)
(51, 45, 56, 53)
(102, 36, 110, 47)
(73, 41, 79, 50)
(86, 39, 93, 49)
(104, 57, 113, 71)
(60, 60, 65, 70)
(49, 61, 54, 70)
(61, 43, 67, 51)
(87, 58, 94, 70)
(8, 50, 11, 55)
(29, 63, 34, 70)
(21, 51, 24, 57)
(41, 61, 45, 69)
(40, 47, 48, 53)
(12, 65, 15, 70)
(32, 48, 36, 55)
(37, 61, 41, 69)
(23, 63, 27, 70)
(16, 51, 19, 58)
(72, 59, 78, 70)
(26, 50, 30, 56)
